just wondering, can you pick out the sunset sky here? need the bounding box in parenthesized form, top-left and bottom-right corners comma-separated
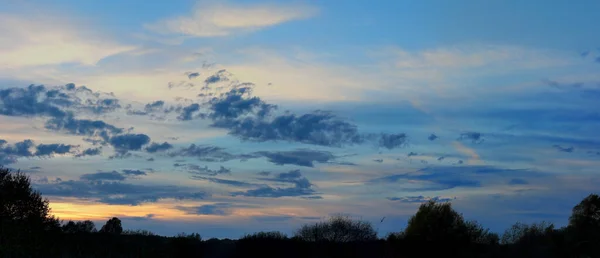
(1, 0, 599, 238)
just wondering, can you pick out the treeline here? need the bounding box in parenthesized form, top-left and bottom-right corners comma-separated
(1, 167, 599, 257)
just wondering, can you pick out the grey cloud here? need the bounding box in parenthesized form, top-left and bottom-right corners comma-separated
(428, 134, 438, 141)
(552, 145, 574, 153)
(145, 142, 173, 153)
(386, 196, 454, 203)
(75, 147, 102, 157)
(254, 149, 335, 167)
(186, 72, 200, 80)
(122, 169, 147, 176)
(36, 179, 207, 205)
(379, 133, 407, 149)
(186, 165, 231, 176)
(169, 144, 257, 162)
(459, 132, 484, 144)
(191, 176, 260, 187)
(508, 178, 529, 185)
(177, 203, 233, 216)
(80, 171, 126, 181)
(35, 143, 75, 156)
(234, 170, 315, 198)
(373, 159, 383, 163)
(108, 134, 151, 151)
(177, 103, 200, 121)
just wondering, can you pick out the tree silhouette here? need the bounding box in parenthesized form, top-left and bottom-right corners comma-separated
(294, 215, 377, 242)
(0, 167, 60, 255)
(62, 220, 96, 233)
(99, 217, 123, 234)
(568, 193, 600, 256)
(403, 200, 495, 244)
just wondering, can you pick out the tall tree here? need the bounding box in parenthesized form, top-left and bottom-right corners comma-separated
(100, 217, 123, 234)
(0, 167, 60, 254)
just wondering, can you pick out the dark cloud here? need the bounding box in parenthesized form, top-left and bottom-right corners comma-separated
(177, 103, 200, 121)
(379, 133, 407, 149)
(169, 144, 254, 162)
(186, 72, 200, 80)
(371, 165, 545, 191)
(186, 165, 231, 176)
(275, 170, 302, 180)
(407, 152, 418, 157)
(122, 169, 147, 176)
(428, 134, 438, 141)
(108, 134, 151, 151)
(386, 196, 454, 203)
(508, 178, 529, 185)
(373, 159, 383, 163)
(35, 143, 75, 156)
(36, 179, 207, 205)
(552, 145, 574, 153)
(45, 114, 123, 137)
(145, 100, 165, 111)
(191, 176, 260, 187)
(207, 87, 275, 121)
(0, 85, 68, 118)
(580, 50, 590, 57)
(204, 69, 229, 85)
(459, 132, 484, 143)
(0, 140, 77, 164)
(543, 79, 584, 90)
(234, 170, 315, 198)
(145, 142, 173, 153)
(254, 149, 335, 167)
(257, 171, 271, 176)
(75, 147, 102, 157)
(80, 171, 126, 181)
(437, 156, 445, 161)
(177, 203, 232, 216)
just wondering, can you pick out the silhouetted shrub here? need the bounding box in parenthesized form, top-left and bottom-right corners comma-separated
(294, 215, 377, 242)
(99, 217, 123, 234)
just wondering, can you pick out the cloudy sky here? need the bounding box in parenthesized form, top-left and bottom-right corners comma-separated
(1, 0, 599, 238)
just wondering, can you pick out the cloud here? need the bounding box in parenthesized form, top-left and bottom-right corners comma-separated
(0, 14, 134, 68)
(80, 171, 126, 181)
(379, 133, 407, 149)
(0, 139, 77, 164)
(233, 170, 315, 198)
(176, 203, 234, 216)
(145, 142, 173, 153)
(75, 147, 102, 157)
(36, 179, 207, 205)
(35, 143, 75, 156)
(459, 132, 484, 143)
(187, 72, 200, 80)
(191, 176, 259, 188)
(386, 196, 454, 203)
(508, 178, 529, 185)
(373, 159, 383, 163)
(254, 149, 335, 167)
(46, 114, 123, 137)
(122, 169, 147, 176)
(169, 144, 254, 162)
(177, 103, 200, 121)
(108, 134, 151, 151)
(145, 2, 317, 38)
(428, 134, 438, 141)
(552, 145, 574, 153)
(186, 165, 231, 176)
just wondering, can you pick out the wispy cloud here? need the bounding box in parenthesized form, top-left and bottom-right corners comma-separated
(145, 2, 317, 38)
(0, 15, 134, 69)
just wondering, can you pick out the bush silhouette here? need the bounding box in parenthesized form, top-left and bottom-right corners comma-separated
(99, 217, 123, 234)
(62, 220, 97, 233)
(294, 215, 377, 242)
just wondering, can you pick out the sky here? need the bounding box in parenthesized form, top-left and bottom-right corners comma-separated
(1, 0, 599, 238)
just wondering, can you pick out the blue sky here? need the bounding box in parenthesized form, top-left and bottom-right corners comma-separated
(1, 0, 599, 238)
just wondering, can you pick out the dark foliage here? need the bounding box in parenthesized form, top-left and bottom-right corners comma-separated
(1, 168, 599, 257)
